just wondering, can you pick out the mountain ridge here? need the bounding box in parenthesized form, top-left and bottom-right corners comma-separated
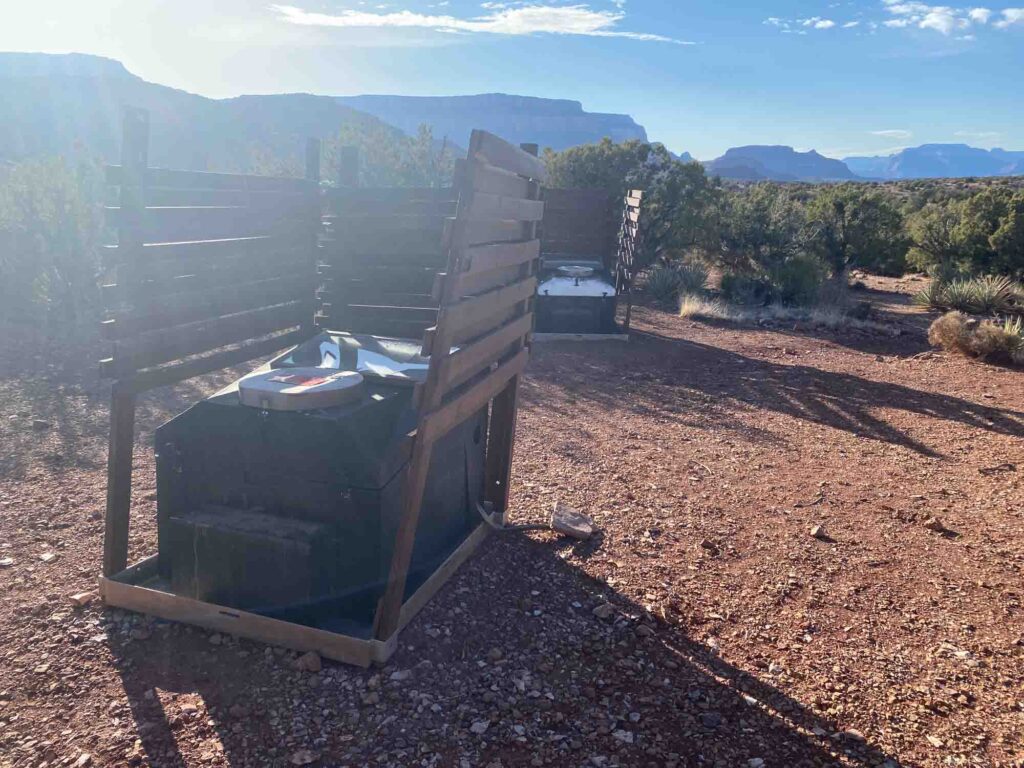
(335, 93, 647, 151)
(843, 144, 1024, 179)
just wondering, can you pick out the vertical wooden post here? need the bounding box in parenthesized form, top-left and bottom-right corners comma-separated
(102, 107, 148, 577)
(337, 146, 359, 188)
(304, 137, 321, 335)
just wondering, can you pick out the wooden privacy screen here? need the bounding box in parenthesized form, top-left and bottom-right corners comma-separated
(373, 131, 546, 639)
(317, 185, 457, 338)
(99, 107, 321, 576)
(617, 189, 644, 331)
(539, 188, 615, 262)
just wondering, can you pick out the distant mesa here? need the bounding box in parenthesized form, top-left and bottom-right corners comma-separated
(704, 145, 859, 182)
(0, 52, 649, 170)
(334, 93, 649, 152)
(843, 144, 1024, 180)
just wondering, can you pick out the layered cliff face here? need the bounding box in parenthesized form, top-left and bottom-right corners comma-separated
(335, 94, 648, 151)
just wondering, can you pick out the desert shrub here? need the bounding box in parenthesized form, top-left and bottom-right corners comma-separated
(720, 272, 772, 305)
(771, 254, 828, 306)
(644, 266, 685, 304)
(644, 263, 708, 305)
(0, 157, 103, 333)
(916, 275, 1022, 314)
(674, 263, 710, 295)
(928, 311, 1024, 364)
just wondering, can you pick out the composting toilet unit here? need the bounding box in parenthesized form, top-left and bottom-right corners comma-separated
(535, 262, 618, 334)
(154, 331, 486, 634)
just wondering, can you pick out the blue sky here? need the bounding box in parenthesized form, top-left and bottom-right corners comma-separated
(2, 1, 1022, 159)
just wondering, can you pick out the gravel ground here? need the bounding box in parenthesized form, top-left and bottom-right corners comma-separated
(1, 278, 1022, 768)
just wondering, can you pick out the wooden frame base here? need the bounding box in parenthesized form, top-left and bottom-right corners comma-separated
(531, 332, 629, 342)
(99, 522, 492, 667)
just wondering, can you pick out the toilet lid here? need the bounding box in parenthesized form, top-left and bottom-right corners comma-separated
(238, 368, 364, 411)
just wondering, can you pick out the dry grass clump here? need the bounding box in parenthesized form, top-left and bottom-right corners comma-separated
(678, 293, 737, 321)
(679, 293, 895, 335)
(928, 311, 1024, 365)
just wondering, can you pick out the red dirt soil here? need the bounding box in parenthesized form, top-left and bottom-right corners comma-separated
(1, 278, 1022, 768)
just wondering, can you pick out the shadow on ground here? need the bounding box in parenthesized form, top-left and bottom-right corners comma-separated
(525, 326, 1024, 459)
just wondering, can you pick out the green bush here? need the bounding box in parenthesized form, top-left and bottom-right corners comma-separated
(644, 263, 708, 305)
(720, 272, 772, 305)
(771, 255, 828, 306)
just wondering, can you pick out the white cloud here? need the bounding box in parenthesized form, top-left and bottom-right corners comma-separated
(994, 7, 1024, 25)
(870, 129, 914, 139)
(272, 3, 692, 43)
(814, 18, 837, 27)
(968, 7, 993, 22)
(843, 20, 862, 27)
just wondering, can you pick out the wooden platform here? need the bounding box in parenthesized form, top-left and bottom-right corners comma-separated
(99, 521, 492, 667)
(531, 332, 630, 342)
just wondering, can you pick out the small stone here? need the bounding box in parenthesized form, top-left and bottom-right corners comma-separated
(551, 502, 594, 540)
(810, 525, 828, 540)
(923, 517, 946, 533)
(39, 552, 57, 563)
(748, 759, 765, 768)
(0, 557, 14, 568)
(362, 691, 380, 706)
(699, 538, 719, 555)
(70, 592, 96, 607)
(208, 633, 223, 646)
(925, 735, 944, 748)
(700, 712, 722, 729)
(389, 669, 411, 682)
(469, 720, 490, 735)
(768, 662, 784, 675)
(486, 647, 503, 663)
(129, 627, 151, 641)
(635, 624, 655, 638)
(592, 603, 615, 620)
(32, 419, 52, 431)
(73, 754, 92, 768)
(290, 749, 318, 765)
(296, 651, 322, 673)
(611, 729, 634, 744)
(228, 703, 251, 719)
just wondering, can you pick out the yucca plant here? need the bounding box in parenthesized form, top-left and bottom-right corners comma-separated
(966, 276, 1019, 314)
(912, 281, 949, 311)
(644, 264, 709, 305)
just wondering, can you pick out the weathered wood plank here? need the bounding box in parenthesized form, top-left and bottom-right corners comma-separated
(441, 313, 533, 391)
(468, 192, 544, 222)
(472, 131, 548, 182)
(442, 276, 537, 339)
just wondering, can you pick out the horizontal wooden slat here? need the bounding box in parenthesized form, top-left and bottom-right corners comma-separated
(456, 264, 526, 299)
(110, 328, 308, 393)
(443, 276, 537, 337)
(140, 188, 314, 208)
(468, 193, 544, 223)
(325, 186, 454, 205)
(471, 164, 532, 199)
(107, 205, 314, 245)
(461, 240, 540, 278)
(106, 165, 312, 193)
(422, 348, 530, 443)
(472, 132, 547, 183)
(320, 267, 440, 295)
(464, 219, 525, 247)
(321, 228, 444, 259)
(442, 313, 533, 392)
(108, 301, 307, 375)
(325, 314, 436, 340)
(346, 305, 438, 325)
(104, 274, 312, 338)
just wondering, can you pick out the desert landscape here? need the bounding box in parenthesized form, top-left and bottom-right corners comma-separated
(2, 278, 1022, 768)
